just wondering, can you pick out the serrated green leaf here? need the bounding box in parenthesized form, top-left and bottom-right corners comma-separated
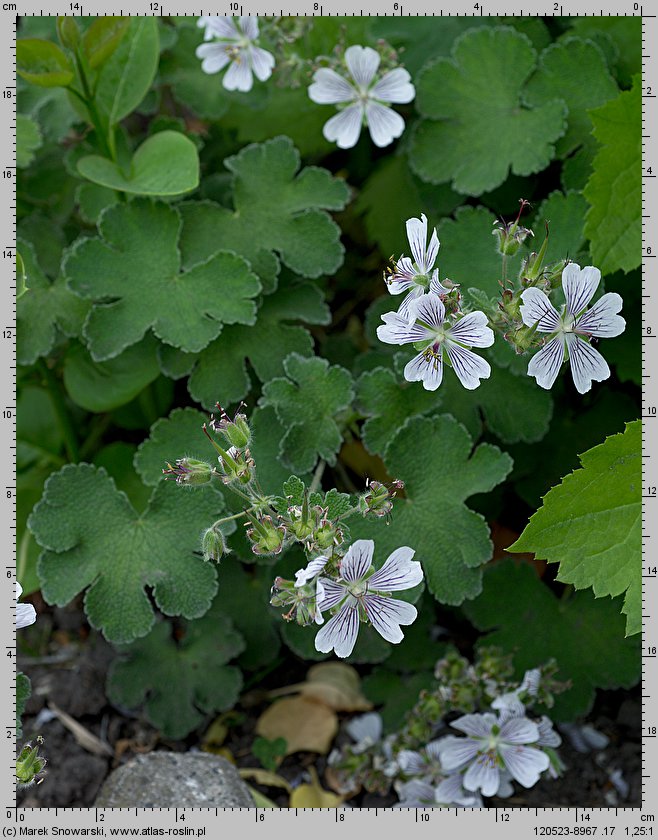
(63, 338, 160, 412)
(75, 182, 119, 225)
(510, 421, 641, 636)
(532, 190, 588, 265)
(282, 476, 305, 506)
(17, 238, 89, 366)
(261, 354, 354, 474)
(64, 199, 261, 361)
(159, 23, 231, 120)
(81, 16, 130, 69)
(356, 366, 441, 456)
(188, 283, 331, 410)
(439, 360, 554, 445)
(17, 114, 42, 168)
(321, 488, 353, 520)
(566, 17, 641, 88)
(17, 673, 31, 739)
(584, 77, 641, 275)
(29, 464, 222, 644)
(350, 415, 512, 604)
(93, 442, 152, 512)
(178, 137, 349, 283)
(107, 610, 244, 739)
(134, 407, 211, 487)
(77, 131, 199, 197)
(463, 560, 641, 719)
(17, 38, 74, 87)
(95, 18, 159, 125)
(524, 37, 618, 159)
(410, 27, 566, 195)
(157, 344, 199, 381)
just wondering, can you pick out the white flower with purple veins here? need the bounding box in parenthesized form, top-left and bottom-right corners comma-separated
(16, 582, 36, 630)
(308, 45, 415, 149)
(378, 293, 494, 391)
(521, 263, 625, 394)
(440, 712, 549, 797)
(386, 214, 451, 322)
(196, 16, 275, 92)
(314, 539, 422, 658)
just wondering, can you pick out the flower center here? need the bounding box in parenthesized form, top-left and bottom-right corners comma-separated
(559, 307, 576, 333)
(349, 581, 368, 598)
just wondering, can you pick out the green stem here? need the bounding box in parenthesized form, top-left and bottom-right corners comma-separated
(309, 460, 326, 494)
(73, 49, 114, 161)
(212, 509, 253, 526)
(78, 413, 113, 460)
(38, 360, 80, 462)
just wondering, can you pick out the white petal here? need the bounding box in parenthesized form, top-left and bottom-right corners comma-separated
(344, 45, 380, 88)
(222, 57, 254, 92)
(413, 291, 445, 330)
(452, 713, 496, 739)
(424, 740, 444, 764)
(314, 602, 360, 658)
(444, 342, 491, 390)
(365, 101, 405, 148)
(499, 744, 549, 788)
(574, 292, 625, 338)
(368, 546, 423, 592)
(397, 286, 425, 323)
(404, 348, 443, 391)
(491, 691, 525, 717)
(429, 272, 451, 295)
(16, 581, 22, 599)
(317, 578, 349, 611)
(439, 736, 481, 771)
(394, 780, 436, 807)
(308, 68, 356, 104)
(341, 539, 375, 583)
(425, 228, 440, 272)
(362, 594, 417, 644)
(346, 712, 382, 745)
(499, 716, 540, 745)
(565, 333, 610, 394)
(295, 555, 329, 587)
(203, 16, 239, 40)
(371, 67, 415, 104)
(520, 287, 561, 333)
(322, 103, 364, 149)
(249, 46, 274, 82)
(435, 772, 478, 807)
(397, 749, 426, 775)
(527, 335, 565, 390)
(237, 15, 258, 40)
(463, 754, 501, 797)
(406, 214, 428, 269)
(562, 263, 600, 317)
(17, 602, 36, 629)
(377, 311, 433, 345)
(520, 668, 541, 697)
(447, 311, 494, 348)
(196, 43, 231, 75)
(537, 716, 561, 748)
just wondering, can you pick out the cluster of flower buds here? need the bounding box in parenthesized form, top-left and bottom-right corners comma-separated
(16, 736, 47, 788)
(358, 478, 404, 521)
(270, 575, 325, 626)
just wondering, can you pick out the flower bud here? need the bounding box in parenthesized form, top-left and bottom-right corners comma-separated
(210, 404, 251, 449)
(312, 512, 344, 551)
(246, 515, 286, 556)
(270, 576, 323, 626)
(56, 16, 80, 50)
(359, 479, 404, 519)
(162, 458, 214, 486)
(493, 221, 533, 256)
(16, 736, 47, 788)
(201, 523, 229, 563)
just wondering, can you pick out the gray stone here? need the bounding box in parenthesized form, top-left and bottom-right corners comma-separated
(94, 752, 255, 808)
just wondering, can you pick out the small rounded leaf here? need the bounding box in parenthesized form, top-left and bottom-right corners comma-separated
(17, 38, 75, 87)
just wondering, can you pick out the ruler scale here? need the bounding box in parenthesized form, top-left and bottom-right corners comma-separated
(5, 2, 655, 833)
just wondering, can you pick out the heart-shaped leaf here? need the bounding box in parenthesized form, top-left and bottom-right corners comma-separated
(77, 131, 199, 196)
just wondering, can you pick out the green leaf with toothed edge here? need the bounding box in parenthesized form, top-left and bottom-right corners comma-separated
(29, 464, 223, 644)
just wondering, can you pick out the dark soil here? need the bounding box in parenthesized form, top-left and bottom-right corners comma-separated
(17, 601, 642, 809)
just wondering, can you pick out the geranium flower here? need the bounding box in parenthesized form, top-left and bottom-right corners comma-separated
(196, 16, 274, 92)
(440, 712, 549, 797)
(16, 582, 36, 630)
(377, 293, 494, 391)
(308, 45, 415, 149)
(314, 539, 422, 658)
(520, 263, 625, 394)
(386, 214, 451, 321)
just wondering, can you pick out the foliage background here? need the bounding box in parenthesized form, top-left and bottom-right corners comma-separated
(17, 15, 641, 745)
